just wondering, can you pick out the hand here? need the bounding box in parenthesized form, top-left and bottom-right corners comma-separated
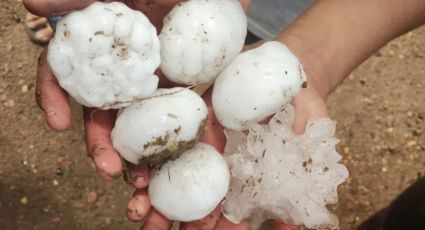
(27, 0, 252, 229)
(27, 0, 251, 180)
(28, 0, 322, 228)
(126, 58, 328, 230)
(27, 0, 189, 180)
(127, 89, 251, 230)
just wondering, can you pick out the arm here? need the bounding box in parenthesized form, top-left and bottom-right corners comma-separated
(275, 1, 424, 228)
(278, 0, 425, 99)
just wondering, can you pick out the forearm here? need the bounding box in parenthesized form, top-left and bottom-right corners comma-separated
(277, 0, 425, 99)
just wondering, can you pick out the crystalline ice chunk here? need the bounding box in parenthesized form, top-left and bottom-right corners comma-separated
(222, 105, 349, 230)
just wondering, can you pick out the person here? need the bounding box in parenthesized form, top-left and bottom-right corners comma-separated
(24, 12, 54, 46)
(23, 0, 425, 229)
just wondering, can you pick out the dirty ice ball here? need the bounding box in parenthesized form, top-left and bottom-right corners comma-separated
(47, 2, 160, 109)
(111, 87, 208, 165)
(212, 41, 306, 130)
(149, 143, 230, 222)
(159, 0, 247, 85)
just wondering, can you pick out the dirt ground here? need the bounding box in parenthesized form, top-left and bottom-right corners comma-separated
(0, 1, 424, 230)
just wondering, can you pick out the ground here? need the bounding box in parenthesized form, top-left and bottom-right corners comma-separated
(0, 1, 424, 230)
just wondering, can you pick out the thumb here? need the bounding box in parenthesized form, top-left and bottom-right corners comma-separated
(291, 86, 327, 134)
(24, 0, 95, 17)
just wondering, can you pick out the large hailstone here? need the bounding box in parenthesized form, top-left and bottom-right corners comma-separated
(222, 105, 349, 230)
(111, 88, 208, 165)
(159, 0, 247, 85)
(149, 143, 230, 221)
(212, 41, 306, 130)
(48, 2, 160, 109)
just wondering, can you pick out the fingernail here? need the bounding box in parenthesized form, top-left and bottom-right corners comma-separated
(44, 107, 71, 131)
(127, 193, 151, 221)
(97, 168, 122, 181)
(133, 174, 149, 188)
(90, 144, 123, 180)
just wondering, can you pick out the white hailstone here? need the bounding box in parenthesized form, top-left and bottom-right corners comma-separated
(111, 87, 208, 165)
(159, 0, 247, 85)
(48, 2, 160, 109)
(212, 41, 306, 130)
(222, 105, 349, 230)
(149, 143, 230, 222)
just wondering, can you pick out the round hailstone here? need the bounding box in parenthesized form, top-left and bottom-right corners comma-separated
(212, 41, 306, 130)
(159, 0, 247, 85)
(222, 105, 349, 229)
(48, 2, 160, 109)
(111, 87, 208, 166)
(149, 143, 230, 222)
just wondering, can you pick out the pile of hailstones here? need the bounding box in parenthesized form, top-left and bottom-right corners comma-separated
(48, 1, 348, 229)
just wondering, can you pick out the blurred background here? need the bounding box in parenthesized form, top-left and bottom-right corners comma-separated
(1, 0, 424, 229)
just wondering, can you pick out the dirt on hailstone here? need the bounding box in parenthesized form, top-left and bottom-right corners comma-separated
(0, 1, 424, 230)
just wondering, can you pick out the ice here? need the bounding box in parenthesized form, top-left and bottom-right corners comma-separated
(222, 105, 349, 230)
(48, 2, 160, 109)
(160, 0, 247, 85)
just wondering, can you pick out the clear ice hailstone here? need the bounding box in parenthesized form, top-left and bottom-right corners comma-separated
(212, 41, 306, 130)
(222, 105, 349, 230)
(111, 87, 208, 165)
(149, 143, 230, 222)
(159, 0, 247, 85)
(47, 2, 160, 109)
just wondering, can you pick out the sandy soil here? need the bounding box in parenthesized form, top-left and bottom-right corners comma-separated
(0, 1, 424, 230)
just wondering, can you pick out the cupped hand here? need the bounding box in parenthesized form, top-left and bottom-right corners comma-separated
(27, 0, 250, 228)
(27, 0, 188, 181)
(27, 0, 250, 181)
(27, 0, 324, 228)
(126, 70, 327, 230)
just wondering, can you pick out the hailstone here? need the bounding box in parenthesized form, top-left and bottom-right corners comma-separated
(212, 41, 306, 130)
(111, 88, 208, 166)
(48, 2, 160, 109)
(159, 0, 247, 85)
(149, 143, 230, 222)
(221, 105, 349, 230)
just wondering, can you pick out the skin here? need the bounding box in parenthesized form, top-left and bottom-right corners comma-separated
(278, 0, 425, 100)
(24, 0, 425, 229)
(27, 0, 259, 229)
(25, 13, 54, 43)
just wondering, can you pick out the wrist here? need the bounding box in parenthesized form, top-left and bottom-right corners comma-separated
(274, 0, 354, 100)
(276, 0, 425, 101)
(274, 0, 364, 100)
(276, 33, 333, 101)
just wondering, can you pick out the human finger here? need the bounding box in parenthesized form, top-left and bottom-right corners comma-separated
(127, 189, 152, 222)
(200, 88, 226, 152)
(24, 0, 96, 17)
(127, 163, 150, 189)
(214, 215, 249, 230)
(36, 48, 72, 131)
(291, 87, 327, 134)
(83, 108, 123, 180)
(142, 210, 172, 230)
(26, 15, 49, 28)
(180, 205, 222, 230)
(274, 221, 305, 230)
